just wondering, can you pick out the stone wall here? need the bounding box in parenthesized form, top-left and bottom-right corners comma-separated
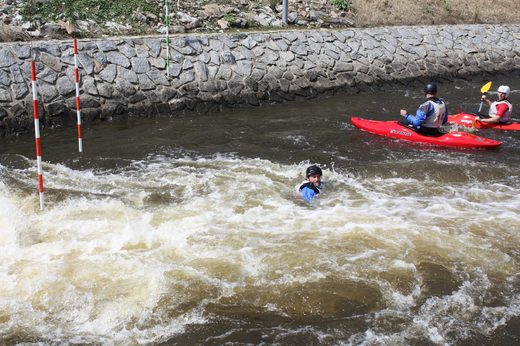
(1, 24, 519, 135)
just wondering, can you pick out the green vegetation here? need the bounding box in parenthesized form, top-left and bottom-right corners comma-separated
(331, 0, 352, 11)
(20, 0, 162, 29)
(14, 0, 520, 38)
(442, 0, 451, 13)
(224, 13, 238, 26)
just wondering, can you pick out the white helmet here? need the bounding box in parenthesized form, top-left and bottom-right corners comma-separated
(497, 85, 510, 98)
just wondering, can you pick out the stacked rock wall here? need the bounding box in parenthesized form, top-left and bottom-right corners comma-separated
(0, 24, 519, 135)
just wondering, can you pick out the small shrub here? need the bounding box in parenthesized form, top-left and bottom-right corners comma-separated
(331, 0, 352, 11)
(224, 13, 237, 25)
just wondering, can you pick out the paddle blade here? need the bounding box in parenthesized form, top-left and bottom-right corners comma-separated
(481, 81, 492, 94)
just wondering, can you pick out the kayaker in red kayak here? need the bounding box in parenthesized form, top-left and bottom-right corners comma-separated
(475, 85, 513, 124)
(399, 83, 449, 136)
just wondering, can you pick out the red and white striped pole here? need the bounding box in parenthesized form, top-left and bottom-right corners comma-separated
(31, 59, 44, 210)
(73, 38, 83, 153)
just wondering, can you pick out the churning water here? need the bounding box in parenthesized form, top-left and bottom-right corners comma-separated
(1, 76, 519, 345)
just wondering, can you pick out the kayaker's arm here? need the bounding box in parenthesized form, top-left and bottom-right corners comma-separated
(300, 186, 318, 202)
(401, 107, 428, 127)
(476, 115, 501, 123)
(476, 103, 509, 123)
(481, 94, 492, 106)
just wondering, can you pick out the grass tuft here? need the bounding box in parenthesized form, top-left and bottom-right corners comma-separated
(331, 0, 353, 11)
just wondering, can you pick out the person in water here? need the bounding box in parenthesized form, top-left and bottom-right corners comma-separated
(475, 85, 513, 124)
(399, 83, 448, 136)
(297, 165, 323, 202)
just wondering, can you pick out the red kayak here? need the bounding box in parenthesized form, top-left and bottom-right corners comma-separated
(351, 117, 501, 149)
(448, 112, 520, 131)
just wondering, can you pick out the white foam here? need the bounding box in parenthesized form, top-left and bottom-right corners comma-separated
(0, 154, 519, 344)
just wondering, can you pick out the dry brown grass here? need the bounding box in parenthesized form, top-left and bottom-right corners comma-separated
(351, 0, 520, 27)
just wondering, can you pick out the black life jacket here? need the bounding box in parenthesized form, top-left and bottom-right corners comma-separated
(299, 182, 321, 195)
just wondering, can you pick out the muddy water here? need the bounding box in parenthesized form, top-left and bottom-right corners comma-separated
(0, 74, 519, 345)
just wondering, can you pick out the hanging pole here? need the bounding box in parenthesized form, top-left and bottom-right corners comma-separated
(73, 38, 83, 153)
(31, 58, 45, 210)
(165, 0, 170, 78)
(282, 0, 288, 24)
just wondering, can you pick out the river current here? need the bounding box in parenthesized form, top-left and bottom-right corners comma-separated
(1, 75, 519, 345)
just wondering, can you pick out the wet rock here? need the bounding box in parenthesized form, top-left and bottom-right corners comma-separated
(0, 48, 18, 67)
(45, 99, 67, 116)
(0, 107, 8, 120)
(0, 88, 12, 102)
(98, 64, 117, 83)
(106, 51, 130, 68)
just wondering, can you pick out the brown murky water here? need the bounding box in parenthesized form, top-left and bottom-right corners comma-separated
(1, 74, 519, 345)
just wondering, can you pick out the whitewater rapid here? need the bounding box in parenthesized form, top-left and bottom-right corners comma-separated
(0, 151, 518, 345)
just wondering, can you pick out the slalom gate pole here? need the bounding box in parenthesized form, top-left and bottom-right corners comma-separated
(31, 58, 45, 210)
(165, 0, 170, 78)
(73, 38, 83, 152)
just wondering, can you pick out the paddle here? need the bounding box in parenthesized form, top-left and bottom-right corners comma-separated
(472, 81, 492, 128)
(478, 81, 492, 114)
